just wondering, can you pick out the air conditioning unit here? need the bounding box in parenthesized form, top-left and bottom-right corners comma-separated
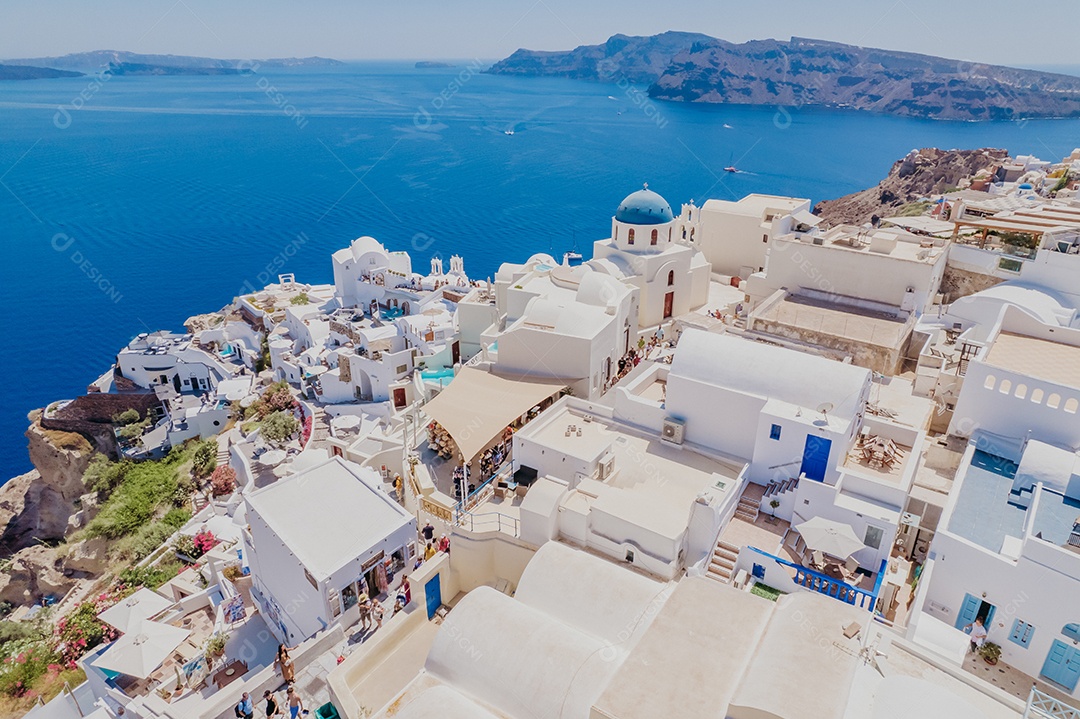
(661, 417, 685, 445)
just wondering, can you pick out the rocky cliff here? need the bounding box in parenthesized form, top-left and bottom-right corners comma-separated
(814, 147, 1008, 225)
(490, 34, 1080, 121)
(486, 31, 713, 84)
(0, 414, 94, 554)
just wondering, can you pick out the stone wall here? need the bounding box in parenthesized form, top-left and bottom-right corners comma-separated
(750, 319, 911, 375)
(939, 264, 1004, 303)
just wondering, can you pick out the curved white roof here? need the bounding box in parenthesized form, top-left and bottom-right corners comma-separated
(350, 235, 388, 260)
(576, 271, 629, 309)
(515, 541, 667, 646)
(670, 330, 870, 418)
(586, 256, 633, 280)
(390, 685, 499, 719)
(424, 586, 618, 719)
(949, 281, 1077, 328)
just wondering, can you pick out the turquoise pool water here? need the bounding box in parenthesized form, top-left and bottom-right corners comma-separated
(421, 367, 454, 380)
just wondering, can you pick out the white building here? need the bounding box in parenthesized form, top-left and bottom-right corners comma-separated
(589, 185, 711, 328)
(911, 436, 1080, 698)
(510, 396, 747, 579)
(116, 331, 237, 394)
(746, 224, 950, 317)
(242, 456, 416, 644)
(680, 193, 813, 279)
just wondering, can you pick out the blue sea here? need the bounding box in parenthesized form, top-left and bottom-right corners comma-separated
(2, 61, 1079, 480)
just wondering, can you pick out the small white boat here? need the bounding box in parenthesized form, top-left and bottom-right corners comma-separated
(504, 129, 515, 136)
(723, 123, 734, 129)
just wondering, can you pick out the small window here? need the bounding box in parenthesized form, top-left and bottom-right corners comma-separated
(625, 549, 635, 563)
(999, 379, 1012, 395)
(763, 234, 769, 243)
(628, 229, 635, 245)
(667, 270, 674, 286)
(614, 226, 618, 240)
(1066, 398, 1079, 414)
(770, 424, 782, 440)
(864, 525, 884, 550)
(1048, 393, 1062, 409)
(1031, 388, 1044, 404)
(984, 375, 996, 390)
(1015, 384, 1028, 399)
(752, 563, 765, 579)
(1009, 619, 1035, 648)
(650, 229, 658, 245)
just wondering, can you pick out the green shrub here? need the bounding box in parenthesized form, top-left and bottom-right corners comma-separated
(260, 410, 299, 446)
(82, 455, 133, 496)
(750, 583, 784, 602)
(86, 461, 182, 539)
(111, 508, 189, 562)
(0, 641, 60, 697)
(118, 559, 181, 590)
(192, 439, 218, 478)
(290, 293, 309, 306)
(111, 408, 140, 425)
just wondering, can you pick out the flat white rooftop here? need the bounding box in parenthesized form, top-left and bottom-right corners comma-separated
(702, 193, 809, 216)
(984, 331, 1080, 389)
(245, 457, 412, 581)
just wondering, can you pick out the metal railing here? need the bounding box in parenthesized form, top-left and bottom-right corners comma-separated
(1025, 685, 1080, 719)
(457, 511, 520, 537)
(747, 546, 885, 611)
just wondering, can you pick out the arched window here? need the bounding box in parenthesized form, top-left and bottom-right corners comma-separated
(628, 229, 635, 245)
(999, 379, 1012, 395)
(667, 270, 674, 286)
(1048, 393, 1062, 409)
(983, 375, 996, 391)
(1014, 384, 1027, 399)
(1031, 388, 1044, 404)
(650, 229, 658, 245)
(668, 228, 672, 242)
(1065, 398, 1079, 414)
(614, 227, 618, 240)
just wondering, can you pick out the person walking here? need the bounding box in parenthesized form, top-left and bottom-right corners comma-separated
(286, 685, 305, 719)
(421, 521, 435, 542)
(372, 600, 385, 630)
(264, 690, 281, 718)
(358, 592, 371, 631)
(235, 692, 254, 719)
(424, 542, 437, 561)
(274, 644, 295, 684)
(438, 535, 450, 554)
(964, 616, 988, 653)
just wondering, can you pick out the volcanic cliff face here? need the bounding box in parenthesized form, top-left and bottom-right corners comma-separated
(486, 31, 714, 84)
(813, 147, 1008, 225)
(489, 34, 1080, 121)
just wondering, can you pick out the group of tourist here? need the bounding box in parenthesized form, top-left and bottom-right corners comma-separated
(235, 645, 305, 718)
(420, 521, 451, 564)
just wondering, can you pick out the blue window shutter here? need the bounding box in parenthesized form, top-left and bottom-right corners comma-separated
(1009, 619, 1035, 648)
(770, 424, 782, 440)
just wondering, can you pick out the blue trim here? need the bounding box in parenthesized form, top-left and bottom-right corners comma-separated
(746, 546, 884, 611)
(1009, 619, 1035, 648)
(769, 424, 782, 441)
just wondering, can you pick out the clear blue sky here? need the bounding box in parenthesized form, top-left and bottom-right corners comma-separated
(3, 0, 1077, 68)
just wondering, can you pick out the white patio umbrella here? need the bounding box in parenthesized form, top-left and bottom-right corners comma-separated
(333, 414, 361, 431)
(239, 394, 259, 408)
(259, 449, 287, 466)
(794, 516, 865, 558)
(91, 619, 190, 679)
(98, 588, 173, 632)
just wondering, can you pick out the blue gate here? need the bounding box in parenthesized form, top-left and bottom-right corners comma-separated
(425, 575, 442, 620)
(800, 435, 833, 482)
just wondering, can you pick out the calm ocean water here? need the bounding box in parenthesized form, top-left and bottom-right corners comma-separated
(2, 61, 1079, 479)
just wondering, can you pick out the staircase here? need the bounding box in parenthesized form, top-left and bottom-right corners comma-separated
(310, 406, 332, 444)
(763, 477, 799, 499)
(706, 540, 740, 583)
(735, 495, 760, 523)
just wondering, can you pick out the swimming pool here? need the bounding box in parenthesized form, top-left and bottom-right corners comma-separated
(421, 367, 455, 380)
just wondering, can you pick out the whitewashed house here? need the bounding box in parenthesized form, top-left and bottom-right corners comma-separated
(242, 456, 416, 644)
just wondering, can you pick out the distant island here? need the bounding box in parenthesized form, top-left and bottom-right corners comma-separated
(4, 50, 344, 73)
(106, 62, 249, 77)
(0, 63, 82, 81)
(487, 32, 1080, 121)
(415, 61, 455, 69)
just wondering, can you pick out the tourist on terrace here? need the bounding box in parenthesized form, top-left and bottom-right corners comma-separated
(286, 686, 305, 719)
(358, 592, 372, 631)
(438, 535, 451, 554)
(964, 617, 988, 653)
(264, 689, 281, 717)
(236, 692, 254, 719)
(421, 521, 435, 542)
(424, 542, 437, 561)
(274, 644, 295, 684)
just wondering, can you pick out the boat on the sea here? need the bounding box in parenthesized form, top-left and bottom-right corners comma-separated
(504, 129, 515, 136)
(724, 166, 738, 173)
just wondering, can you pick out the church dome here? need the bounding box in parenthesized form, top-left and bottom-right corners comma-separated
(615, 185, 674, 225)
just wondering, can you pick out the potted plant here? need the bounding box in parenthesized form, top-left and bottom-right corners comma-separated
(978, 642, 1002, 665)
(205, 632, 228, 659)
(767, 499, 780, 522)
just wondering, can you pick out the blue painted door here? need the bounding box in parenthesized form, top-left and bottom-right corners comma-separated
(954, 594, 981, 630)
(800, 435, 833, 482)
(1041, 640, 1080, 692)
(424, 575, 441, 620)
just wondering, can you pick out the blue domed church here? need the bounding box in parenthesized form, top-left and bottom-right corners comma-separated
(588, 184, 712, 328)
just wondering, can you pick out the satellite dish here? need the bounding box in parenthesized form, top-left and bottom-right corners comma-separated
(816, 402, 834, 416)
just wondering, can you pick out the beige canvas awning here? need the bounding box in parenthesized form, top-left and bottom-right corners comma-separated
(423, 367, 565, 461)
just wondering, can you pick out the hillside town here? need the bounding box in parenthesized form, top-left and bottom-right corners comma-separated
(5, 146, 1080, 719)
